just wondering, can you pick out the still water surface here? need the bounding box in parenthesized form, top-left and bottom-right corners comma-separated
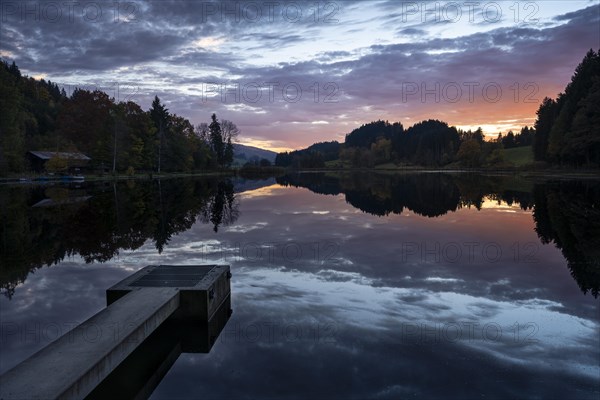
(1, 172, 598, 399)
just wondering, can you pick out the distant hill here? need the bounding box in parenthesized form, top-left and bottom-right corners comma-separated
(232, 144, 277, 166)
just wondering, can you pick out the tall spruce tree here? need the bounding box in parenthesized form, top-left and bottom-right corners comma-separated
(209, 113, 225, 167)
(533, 97, 558, 161)
(547, 49, 600, 164)
(149, 96, 169, 173)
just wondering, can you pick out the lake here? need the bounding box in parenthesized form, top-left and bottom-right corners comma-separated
(1, 172, 599, 399)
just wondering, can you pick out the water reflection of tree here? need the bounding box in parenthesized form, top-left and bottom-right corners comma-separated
(277, 172, 598, 298)
(0, 179, 239, 299)
(277, 172, 533, 217)
(199, 181, 239, 232)
(533, 181, 600, 298)
(453, 174, 534, 211)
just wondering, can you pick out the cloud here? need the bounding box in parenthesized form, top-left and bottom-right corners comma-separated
(1, 1, 597, 148)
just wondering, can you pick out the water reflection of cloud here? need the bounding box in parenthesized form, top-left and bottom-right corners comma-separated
(224, 222, 269, 233)
(425, 277, 463, 283)
(315, 269, 373, 284)
(151, 261, 599, 399)
(233, 267, 599, 380)
(238, 184, 285, 199)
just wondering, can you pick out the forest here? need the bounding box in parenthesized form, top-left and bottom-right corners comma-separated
(276, 50, 600, 169)
(533, 50, 600, 165)
(0, 60, 238, 175)
(1, 50, 598, 175)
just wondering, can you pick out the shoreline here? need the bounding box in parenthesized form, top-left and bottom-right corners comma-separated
(0, 170, 234, 185)
(2, 166, 599, 185)
(280, 167, 600, 180)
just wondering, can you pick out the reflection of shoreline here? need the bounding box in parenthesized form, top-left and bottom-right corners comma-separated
(533, 181, 600, 298)
(0, 178, 241, 299)
(1, 174, 598, 300)
(277, 172, 535, 217)
(277, 172, 600, 298)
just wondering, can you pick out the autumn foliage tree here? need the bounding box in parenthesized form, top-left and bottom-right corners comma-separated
(56, 89, 113, 166)
(0, 59, 245, 174)
(457, 139, 482, 167)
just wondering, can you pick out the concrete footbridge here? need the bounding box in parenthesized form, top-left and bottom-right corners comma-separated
(0, 264, 232, 400)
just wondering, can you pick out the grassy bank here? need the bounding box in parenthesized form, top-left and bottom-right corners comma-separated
(504, 146, 534, 167)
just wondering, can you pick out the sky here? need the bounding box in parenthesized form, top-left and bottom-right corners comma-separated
(1, 0, 599, 151)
